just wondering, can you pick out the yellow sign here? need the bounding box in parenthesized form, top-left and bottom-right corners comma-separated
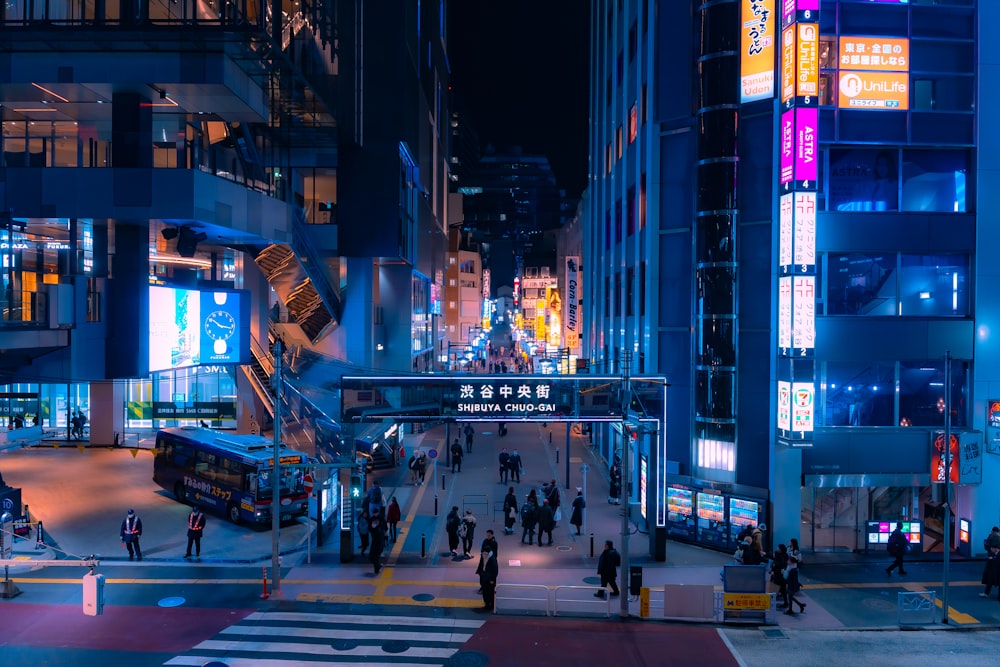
(740, 0, 776, 102)
(838, 37, 909, 72)
(723, 593, 771, 610)
(838, 71, 909, 110)
(780, 25, 795, 104)
(796, 23, 819, 99)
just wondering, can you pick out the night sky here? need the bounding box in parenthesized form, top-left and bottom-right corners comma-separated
(447, 2, 591, 199)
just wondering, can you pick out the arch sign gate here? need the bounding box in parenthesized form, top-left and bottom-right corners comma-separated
(338, 374, 669, 560)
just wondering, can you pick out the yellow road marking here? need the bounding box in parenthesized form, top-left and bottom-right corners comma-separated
(902, 582, 978, 624)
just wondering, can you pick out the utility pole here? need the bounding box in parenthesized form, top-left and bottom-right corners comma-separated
(942, 350, 952, 624)
(271, 340, 283, 596)
(619, 350, 631, 619)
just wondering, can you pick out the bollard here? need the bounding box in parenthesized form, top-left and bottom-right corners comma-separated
(590, 533, 594, 558)
(556, 448, 559, 464)
(434, 495, 439, 516)
(442, 473, 447, 491)
(421, 533, 426, 558)
(35, 520, 45, 550)
(549, 431, 553, 444)
(260, 567, 270, 599)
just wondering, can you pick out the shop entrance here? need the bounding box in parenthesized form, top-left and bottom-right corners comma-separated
(805, 487, 864, 552)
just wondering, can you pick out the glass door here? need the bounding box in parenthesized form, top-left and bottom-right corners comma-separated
(805, 487, 864, 552)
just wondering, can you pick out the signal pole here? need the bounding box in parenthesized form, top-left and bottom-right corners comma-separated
(271, 340, 283, 596)
(619, 350, 631, 619)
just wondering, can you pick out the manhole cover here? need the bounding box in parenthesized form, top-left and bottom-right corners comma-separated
(447, 650, 489, 667)
(582, 576, 601, 585)
(157, 596, 185, 608)
(332, 639, 359, 651)
(862, 597, 897, 612)
(556, 546, 572, 552)
(761, 628, 788, 640)
(412, 593, 435, 602)
(382, 640, 411, 654)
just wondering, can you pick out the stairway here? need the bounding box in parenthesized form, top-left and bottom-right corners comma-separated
(254, 244, 337, 344)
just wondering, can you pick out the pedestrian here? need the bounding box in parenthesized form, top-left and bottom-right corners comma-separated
(980, 545, 1000, 598)
(508, 448, 522, 483)
(498, 448, 510, 484)
(479, 548, 498, 610)
(985, 526, 1000, 551)
(771, 543, 789, 608)
(408, 452, 420, 485)
(357, 508, 371, 556)
(476, 529, 499, 591)
(543, 479, 561, 524)
(788, 537, 802, 567)
(416, 451, 428, 485)
(461, 509, 477, 558)
(70, 412, 81, 440)
(570, 489, 585, 535)
(739, 535, 762, 565)
(464, 423, 475, 453)
(120, 508, 143, 561)
(751, 524, 767, 561)
(608, 456, 622, 504)
(386, 497, 401, 543)
(737, 522, 756, 544)
(502, 486, 518, 535)
(366, 480, 384, 516)
(184, 507, 206, 559)
(369, 507, 386, 575)
(520, 490, 538, 544)
(595, 539, 621, 598)
(450, 438, 464, 473)
(783, 556, 807, 614)
(885, 522, 909, 576)
(446, 506, 461, 556)
(536, 498, 555, 547)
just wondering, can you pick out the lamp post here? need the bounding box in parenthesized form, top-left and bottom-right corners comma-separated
(942, 350, 952, 624)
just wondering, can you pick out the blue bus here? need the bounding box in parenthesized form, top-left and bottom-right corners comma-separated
(153, 426, 309, 525)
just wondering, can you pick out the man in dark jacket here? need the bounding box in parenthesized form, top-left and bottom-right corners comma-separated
(445, 506, 461, 556)
(479, 549, 498, 610)
(498, 448, 510, 484)
(886, 522, 909, 576)
(120, 509, 143, 561)
(450, 439, 464, 473)
(369, 508, 386, 575)
(184, 508, 207, 558)
(536, 499, 555, 547)
(595, 539, 621, 598)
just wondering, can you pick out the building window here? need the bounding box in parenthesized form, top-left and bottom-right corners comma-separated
(828, 148, 900, 212)
(629, 103, 638, 144)
(614, 271, 621, 317)
(898, 360, 967, 428)
(825, 252, 897, 316)
(616, 125, 623, 158)
(639, 173, 647, 230)
(898, 254, 968, 316)
(822, 361, 896, 426)
(615, 199, 623, 243)
(641, 84, 648, 123)
(640, 261, 646, 316)
(626, 266, 635, 316)
(629, 22, 637, 63)
(627, 186, 636, 236)
(605, 210, 612, 249)
(901, 149, 968, 213)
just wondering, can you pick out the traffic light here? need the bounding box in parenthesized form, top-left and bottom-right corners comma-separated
(350, 474, 363, 500)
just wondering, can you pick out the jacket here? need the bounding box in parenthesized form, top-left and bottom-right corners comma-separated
(597, 547, 620, 578)
(570, 496, 585, 526)
(187, 511, 206, 537)
(479, 553, 498, 587)
(121, 514, 142, 542)
(386, 501, 401, 523)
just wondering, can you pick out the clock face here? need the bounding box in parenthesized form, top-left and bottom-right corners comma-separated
(204, 310, 237, 341)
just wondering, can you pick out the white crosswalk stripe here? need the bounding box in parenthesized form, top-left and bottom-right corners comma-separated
(164, 610, 485, 666)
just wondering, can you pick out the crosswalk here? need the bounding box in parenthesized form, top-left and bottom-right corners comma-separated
(163, 610, 485, 666)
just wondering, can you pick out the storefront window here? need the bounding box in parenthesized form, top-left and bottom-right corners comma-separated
(822, 362, 895, 426)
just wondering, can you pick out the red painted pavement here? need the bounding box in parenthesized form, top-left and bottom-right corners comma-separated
(464, 616, 740, 667)
(0, 604, 252, 653)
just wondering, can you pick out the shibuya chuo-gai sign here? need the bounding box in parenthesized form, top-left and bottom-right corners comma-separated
(457, 380, 555, 417)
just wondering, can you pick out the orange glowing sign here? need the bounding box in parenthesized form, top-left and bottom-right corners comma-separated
(796, 23, 818, 100)
(838, 71, 909, 110)
(838, 37, 909, 72)
(740, 0, 777, 102)
(781, 25, 796, 104)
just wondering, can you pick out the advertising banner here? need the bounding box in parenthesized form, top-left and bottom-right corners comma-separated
(564, 257, 580, 353)
(791, 382, 815, 433)
(779, 193, 794, 268)
(792, 192, 816, 270)
(838, 71, 909, 110)
(741, 0, 777, 102)
(778, 276, 792, 351)
(782, 0, 819, 28)
(839, 37, 909, 72)
(780, 109, 794, 184)
(794, 107, 818, 187)
(988, 400, 1000, 455)
(931, 431, 959, 484)
(792, 276, 815, 352)
(796, 23, 819, 100)
(781, 25, 796, 105)
(959, 432, 983, 485)
(777, 380, 791, 431)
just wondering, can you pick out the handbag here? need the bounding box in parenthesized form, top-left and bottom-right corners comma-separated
(508, 507, 516, 519)
(554, 508, 562, 522)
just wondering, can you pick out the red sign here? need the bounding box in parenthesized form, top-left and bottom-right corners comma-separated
(931, 432, 958, 484)
(302, 474, 314, 494)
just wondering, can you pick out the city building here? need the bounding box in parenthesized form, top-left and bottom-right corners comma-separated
(0, 2, 451, 444)
(583, 0, 986, 555)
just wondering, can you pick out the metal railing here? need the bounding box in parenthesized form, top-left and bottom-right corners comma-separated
(552, 585, 614, 617)
(494, 583, 550, 616)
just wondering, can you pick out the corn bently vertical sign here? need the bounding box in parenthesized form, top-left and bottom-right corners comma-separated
(741, 0, 776, 102)
(775, 0, 818, 446)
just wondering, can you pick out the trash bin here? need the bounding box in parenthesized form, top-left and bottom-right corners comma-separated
(629, 565, 643, 596)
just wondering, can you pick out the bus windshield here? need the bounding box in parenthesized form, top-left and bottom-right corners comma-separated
(255, 466, 304, 498)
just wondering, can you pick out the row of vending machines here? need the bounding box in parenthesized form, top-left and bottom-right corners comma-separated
(665, 482, 768, 553)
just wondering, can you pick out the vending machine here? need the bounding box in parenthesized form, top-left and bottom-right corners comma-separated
(728, 497, 763, 549)
(695, 491, 727, 548)
(666, 485, 696, 540)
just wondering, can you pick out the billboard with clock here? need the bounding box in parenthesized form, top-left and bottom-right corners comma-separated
(149, 286, 250, 372)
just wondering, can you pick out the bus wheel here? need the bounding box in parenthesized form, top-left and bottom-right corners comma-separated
(174, 483, 187, 504)
(227, 503, 242, 525)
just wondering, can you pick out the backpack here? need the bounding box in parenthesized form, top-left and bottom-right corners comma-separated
(458, 520, 469, 539)
(887, 532, 905, 556)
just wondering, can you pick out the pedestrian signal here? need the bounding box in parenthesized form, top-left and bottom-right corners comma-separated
(350, 474, 363, 499)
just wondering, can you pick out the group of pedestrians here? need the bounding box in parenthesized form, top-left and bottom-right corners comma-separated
(733, 523, 807, 616)
(356, 480, 403, 575)
(116, 506, 208, 561)
(407, 450, 428, 485)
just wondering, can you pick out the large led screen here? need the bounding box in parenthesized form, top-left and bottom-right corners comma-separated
(149, 286, 250, 372)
